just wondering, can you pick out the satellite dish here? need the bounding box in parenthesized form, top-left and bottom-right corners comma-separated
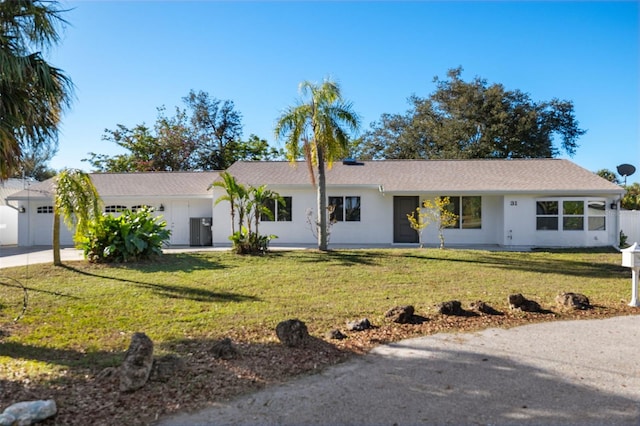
(617, 164, 636, 177)
(617, 164, 636, 185)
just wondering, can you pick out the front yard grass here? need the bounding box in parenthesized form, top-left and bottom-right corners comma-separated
(0, 248, 637, 425)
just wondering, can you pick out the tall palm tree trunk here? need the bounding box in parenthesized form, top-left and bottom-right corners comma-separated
(317, 148, 328, 251)
(53, 212, 61, 266)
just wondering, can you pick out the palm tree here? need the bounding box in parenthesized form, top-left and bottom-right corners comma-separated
(247, 185, 281, 237)
(274, 78, 360, 251)
(0, 0, 73, 180)
(211, 171, 246, 235)
(53, 169, 101, 266)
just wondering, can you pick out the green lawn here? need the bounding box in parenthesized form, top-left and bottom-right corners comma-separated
(0, 248, 633, 376)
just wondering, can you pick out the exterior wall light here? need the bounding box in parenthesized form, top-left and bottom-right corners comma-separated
(610, 202, 618, 210)
(18, 206, 26, 213)
(158, 204, 165, 211)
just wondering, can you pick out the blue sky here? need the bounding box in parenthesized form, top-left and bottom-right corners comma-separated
(49, 1, 639, 184)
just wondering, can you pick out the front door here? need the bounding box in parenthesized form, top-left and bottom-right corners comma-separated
(394, 196, 419, 243)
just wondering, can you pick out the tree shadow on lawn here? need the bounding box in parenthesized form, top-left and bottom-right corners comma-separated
(60, 265, 259, 303)
(115, 252, 230, 274)
(276, 250, 389, 266)
(403, 251, 629, 279)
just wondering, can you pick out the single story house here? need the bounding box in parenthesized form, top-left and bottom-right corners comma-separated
(212, 159, 626, 249)
(6, 171, 219, 247)
(4, 159, 627, 249)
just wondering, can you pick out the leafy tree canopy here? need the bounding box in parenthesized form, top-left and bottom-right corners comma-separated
(354, 67, 586, 160)
(596, 168, 620, 184)
(622, 182, 640, 210)
(85, 91, 283, 172)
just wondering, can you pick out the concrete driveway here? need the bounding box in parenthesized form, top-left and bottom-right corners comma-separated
(158, 315, 640, 426)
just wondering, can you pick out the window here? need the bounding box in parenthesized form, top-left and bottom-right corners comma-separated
(587, 200, 606, 231)
(563, 201, 584, 231)
(329, 196, 361, 222)
(105, 205, 127, 213)
(444, 196, 482, 229)
(261, 197, 292, 222)
(536, 199, 606, 231)
(536, 201, 559, 230)
(131, 205, 148, 212)
(36, 206, 53, 214)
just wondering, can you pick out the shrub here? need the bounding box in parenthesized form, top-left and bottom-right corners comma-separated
(229, 227, 276, 255)
(80, 207, 171, 263)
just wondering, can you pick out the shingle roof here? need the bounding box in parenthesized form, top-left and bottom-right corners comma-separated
(7, 171, 220, 200)
(225, 159, 624, 195)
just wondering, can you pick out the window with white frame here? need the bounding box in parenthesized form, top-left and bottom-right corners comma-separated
(37, 206, 54, 214)
(328, 196, 361, 222)
(536, 199, 606, 231)
(587, 200, 606, 231)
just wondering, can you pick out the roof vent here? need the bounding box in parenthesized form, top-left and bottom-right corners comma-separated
(342, 158, 364, 166)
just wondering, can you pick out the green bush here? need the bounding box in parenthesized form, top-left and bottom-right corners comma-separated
(229, 227, 276, 255)
(80, 207, 171, 263)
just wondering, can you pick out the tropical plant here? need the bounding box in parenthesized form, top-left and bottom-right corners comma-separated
(212, 172, 280, 254)
(274, 78, 360, 251)
(596, 169, 620, 184)
(621, 183, 640, 210)
(0, 0, 73, 180)
(79, 207, 170, 263)
(53, 169, 101, 265)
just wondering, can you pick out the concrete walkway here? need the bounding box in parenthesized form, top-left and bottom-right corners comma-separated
(158, 315, 640, 426)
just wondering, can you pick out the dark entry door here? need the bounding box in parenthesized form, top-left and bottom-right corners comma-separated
(393, 196, 419, 243)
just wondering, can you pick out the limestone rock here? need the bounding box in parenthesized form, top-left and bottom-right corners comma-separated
(438, 300, 464, 316)
(120, 332, 154, 392)
(384, 305, 415, 324)
(210, 337, 238, 359)
(346, 318, 372, 331)
(470, 300, 503, 315)
(508, 293, 541, 312)
(325, 329, 347, 340)
(1, 399, 57, 425)
(276, 319, 309, 347)
(556, 292, 591, 310)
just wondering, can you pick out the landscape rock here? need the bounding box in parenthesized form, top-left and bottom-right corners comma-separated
(120, 332, 154, 392)
(325, 329, 347, 340)
(276, 319, 309, 347)
(470, 300, 503, 315)
(555, 292, 591, 310)
(438, 300, 465, 316)
(1, 399, 57, 425)
(150, 354, 186, 382)
(384, 305, 415, 324)
(508, 293, 542, 312)
(210, 337, 238, 360)
(346, 318, 372, 331)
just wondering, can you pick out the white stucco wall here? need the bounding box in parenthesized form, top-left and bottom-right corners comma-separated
(15, 197, 214, 247)
(212, 187, 391, 246)
(212, 188, 621, 248)
(501, 195, 618, 248)
(0, 206, 18, 245)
